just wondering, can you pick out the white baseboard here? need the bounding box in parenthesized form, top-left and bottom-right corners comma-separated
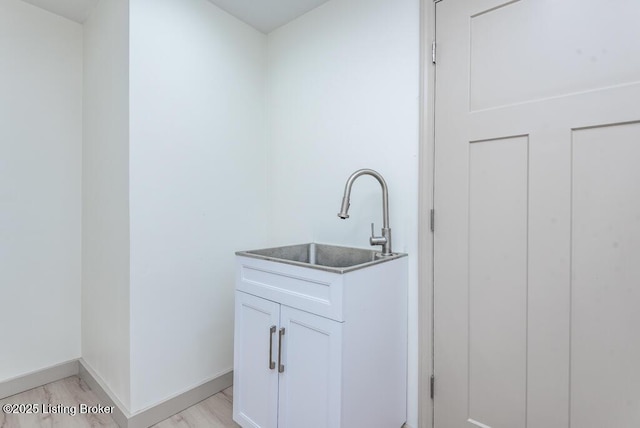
(1, 359, 233, 428)
(128, 369, 233, 428)
(78, 359, 233, 428)
(77, 360, 130, 428)
(0, 359, 79, 400)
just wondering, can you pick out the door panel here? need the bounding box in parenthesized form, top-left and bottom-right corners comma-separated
(571, 122, 640, 427)
(233, 292, 280, 428)
(468, 136, 528, 428)
(277, 306, 342, 428)
(469, 0, 640, 111)
(434, 1, 640, 427)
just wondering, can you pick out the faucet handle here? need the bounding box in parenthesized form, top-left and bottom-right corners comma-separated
(370, 222, 387, 246)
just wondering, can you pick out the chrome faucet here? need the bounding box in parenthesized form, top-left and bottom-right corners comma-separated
(337, 168, 393, 256)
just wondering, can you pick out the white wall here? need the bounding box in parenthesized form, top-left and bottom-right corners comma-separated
(0, 0, 82, 381)
(82, 0, 131, 409)
(129, 0, 268, 412)
(266, 0, 420, 425)
(3, 0, 420, 420)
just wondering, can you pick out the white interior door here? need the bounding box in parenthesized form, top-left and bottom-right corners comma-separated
(433, 1, 640, 427)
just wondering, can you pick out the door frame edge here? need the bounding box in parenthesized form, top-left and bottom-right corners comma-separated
(418, 0, 436, 427)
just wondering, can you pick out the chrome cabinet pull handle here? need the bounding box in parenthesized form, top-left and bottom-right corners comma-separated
(278, 327, 285, 373)
(269, 325, 276, 370)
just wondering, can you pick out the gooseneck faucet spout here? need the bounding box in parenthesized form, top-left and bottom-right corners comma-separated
(337, 168, 392, 256)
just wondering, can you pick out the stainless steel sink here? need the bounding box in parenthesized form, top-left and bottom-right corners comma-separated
(236, 243, 406, 273)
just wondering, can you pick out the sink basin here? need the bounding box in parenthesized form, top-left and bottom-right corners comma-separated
(236, 243, 405, 273)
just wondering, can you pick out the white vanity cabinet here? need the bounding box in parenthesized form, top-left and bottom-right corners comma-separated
(234, 291, 342, 428)
(232, 248, 408, 428)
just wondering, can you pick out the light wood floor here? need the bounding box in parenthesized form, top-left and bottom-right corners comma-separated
(0, 376, 241, 428)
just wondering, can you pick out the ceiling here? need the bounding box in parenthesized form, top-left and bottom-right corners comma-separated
(22, 0, 99, 23)
(20, 0, 330, 33)
(208, 0, 330, 33)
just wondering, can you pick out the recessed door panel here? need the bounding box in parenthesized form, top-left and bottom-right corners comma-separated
(468, 136, 528, 428)
(277, 306, 341, 428)
(571, 122, 640, 428)
(469, 0, 640, 111)
(233, 292, 280, 428)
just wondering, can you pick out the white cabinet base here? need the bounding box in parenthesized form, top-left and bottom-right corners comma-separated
(233, 253, 408, 428)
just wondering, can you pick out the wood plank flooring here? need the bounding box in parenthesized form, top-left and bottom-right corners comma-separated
(0, 376, 240, 428)
(150, 387, 239, 428)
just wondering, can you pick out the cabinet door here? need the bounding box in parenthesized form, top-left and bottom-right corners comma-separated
(277, 306, 342, 428)
(233, 291, 280, 428)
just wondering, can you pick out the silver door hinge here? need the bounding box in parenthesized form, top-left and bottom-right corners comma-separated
(431, 41, 436, 64)
(430, 209, 435, 232)
(430, 375, 435, 399)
